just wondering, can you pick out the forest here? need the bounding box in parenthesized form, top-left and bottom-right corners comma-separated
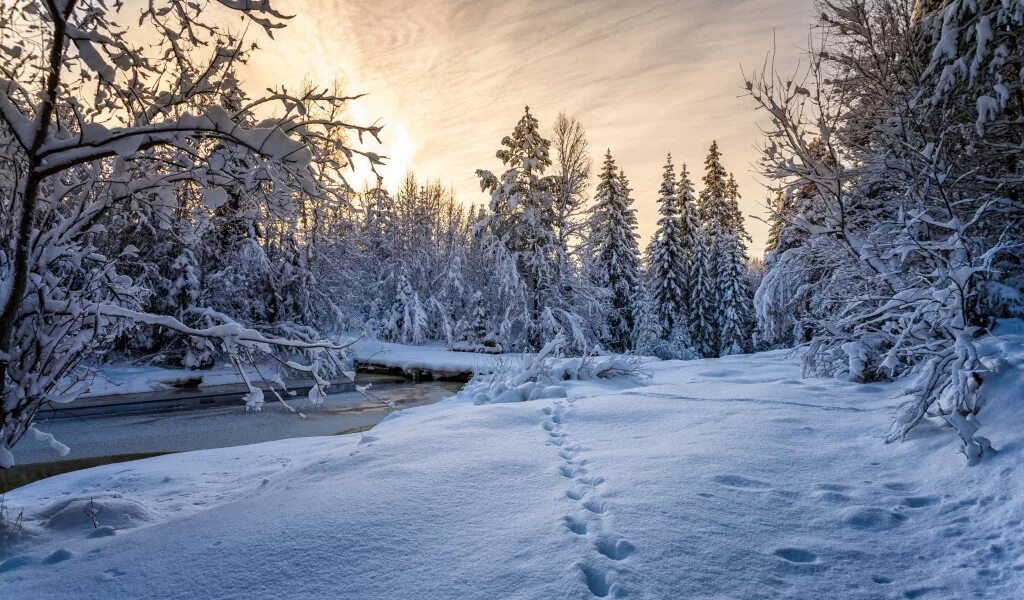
(0, 0, 1021, 465)
(1, 1, 1023, 598)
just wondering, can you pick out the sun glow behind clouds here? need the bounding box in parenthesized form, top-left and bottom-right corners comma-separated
(346, 98, 418, 190)
(237, 0, 814, 249)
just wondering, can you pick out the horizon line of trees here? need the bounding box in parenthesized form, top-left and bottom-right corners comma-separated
(95, 104, 760, 365)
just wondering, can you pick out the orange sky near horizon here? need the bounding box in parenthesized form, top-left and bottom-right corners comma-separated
(237, 0, 815, 252)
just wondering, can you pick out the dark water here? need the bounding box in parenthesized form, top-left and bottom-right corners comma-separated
(1, 380, 463, 493)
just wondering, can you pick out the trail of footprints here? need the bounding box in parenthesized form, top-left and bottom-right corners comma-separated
(542, 399, 635, 598)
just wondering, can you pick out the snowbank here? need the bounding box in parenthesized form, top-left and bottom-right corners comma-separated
(2, 337, 1023, 599)
(350, 338, 530, 377)
(71, 340, 518, 399)
(73, 364, 249, 398)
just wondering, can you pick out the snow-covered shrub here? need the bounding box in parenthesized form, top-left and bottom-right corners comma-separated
(749, 0, 1023, 459)
(460, 335, 648, 405)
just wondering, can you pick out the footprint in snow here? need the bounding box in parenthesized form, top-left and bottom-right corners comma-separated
(773, 548, 817, 564)
(713, 474, 771, 490)
(564, 515, 588, 535)
(595, 536, 635, 561)
(0, 556, 34, 572)
(560, 465, 582, 479)
(567, 487, 588, 501)
(842, 507, 909, 531)
(579, 563, 618, 598)
(903, 586, 946, 598)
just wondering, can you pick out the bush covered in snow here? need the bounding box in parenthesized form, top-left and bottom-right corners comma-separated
(750, 0, 1023, 459)
(459, 335, 649, 405)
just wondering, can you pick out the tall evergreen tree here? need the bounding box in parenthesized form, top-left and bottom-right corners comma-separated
(689, 226, 716, 357)
(697, 142, 753, 356)
(476, 107, 565, 349)
(698, 141, 731, 236)
(677, 163, 702, 317)
(716, 233, 753, 356)
(587, 151, 644, 352)
(647, 154, 689, 342)
(725, 173, 748, 241)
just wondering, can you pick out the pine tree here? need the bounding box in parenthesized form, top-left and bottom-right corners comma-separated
(677, 162, 702, 322)
(457, 291, 500, 352)
(716, 233, 753, 356)
(646, 154, 689, 341)
(698, 141, 731, 236)
(695, 142, 754, 357)
(587, 151, 644, 352)
(383, 272, 415, 342)
(689, 226, 716, 357)
(476, 107, 567, 349)
(632, 285, 664, 356)
(725, 173, 748, 242)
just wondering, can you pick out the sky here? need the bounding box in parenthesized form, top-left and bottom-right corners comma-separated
(238, 0, 816, 252)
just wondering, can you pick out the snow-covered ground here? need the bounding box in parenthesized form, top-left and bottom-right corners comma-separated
(351, 338, 529, 376)
(73, 364, 255, 398)
(2, 333, 1023, 599)
(71, 341, 512, 399)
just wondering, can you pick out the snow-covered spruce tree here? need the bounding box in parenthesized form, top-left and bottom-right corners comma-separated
(586, 152, 644, 352)
(466, 211, 530, 350)
(688, 226, 716, 358)
(645, 154, 693, 356)
(476, 107, 586, 350)
(698, 141, 732, 234)
(676, 163, 710, 355)
(632, 287, 664, 357)
(695, 141, 753, 356)
(718, 173, 754, 355)
(453, 291, 501, 353)
(0, 1, 383, 465)
(716, 233, 753, 356)
(747, 0, 1023, 458)
(356, 172, 474, 345)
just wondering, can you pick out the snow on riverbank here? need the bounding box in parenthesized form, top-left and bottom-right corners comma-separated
(351, 338, 530, 376)
(2, 335, 1023, 599)
(71, 341, 515, 399)
(72, 364, 252, 398)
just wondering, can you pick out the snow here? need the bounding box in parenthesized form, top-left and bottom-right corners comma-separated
(351, 338, 530, 377)
(2, 335, 1024, 598)
(71, 364, 258, 398)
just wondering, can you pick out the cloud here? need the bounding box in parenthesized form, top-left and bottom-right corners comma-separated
(240, 0, 815, 249)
